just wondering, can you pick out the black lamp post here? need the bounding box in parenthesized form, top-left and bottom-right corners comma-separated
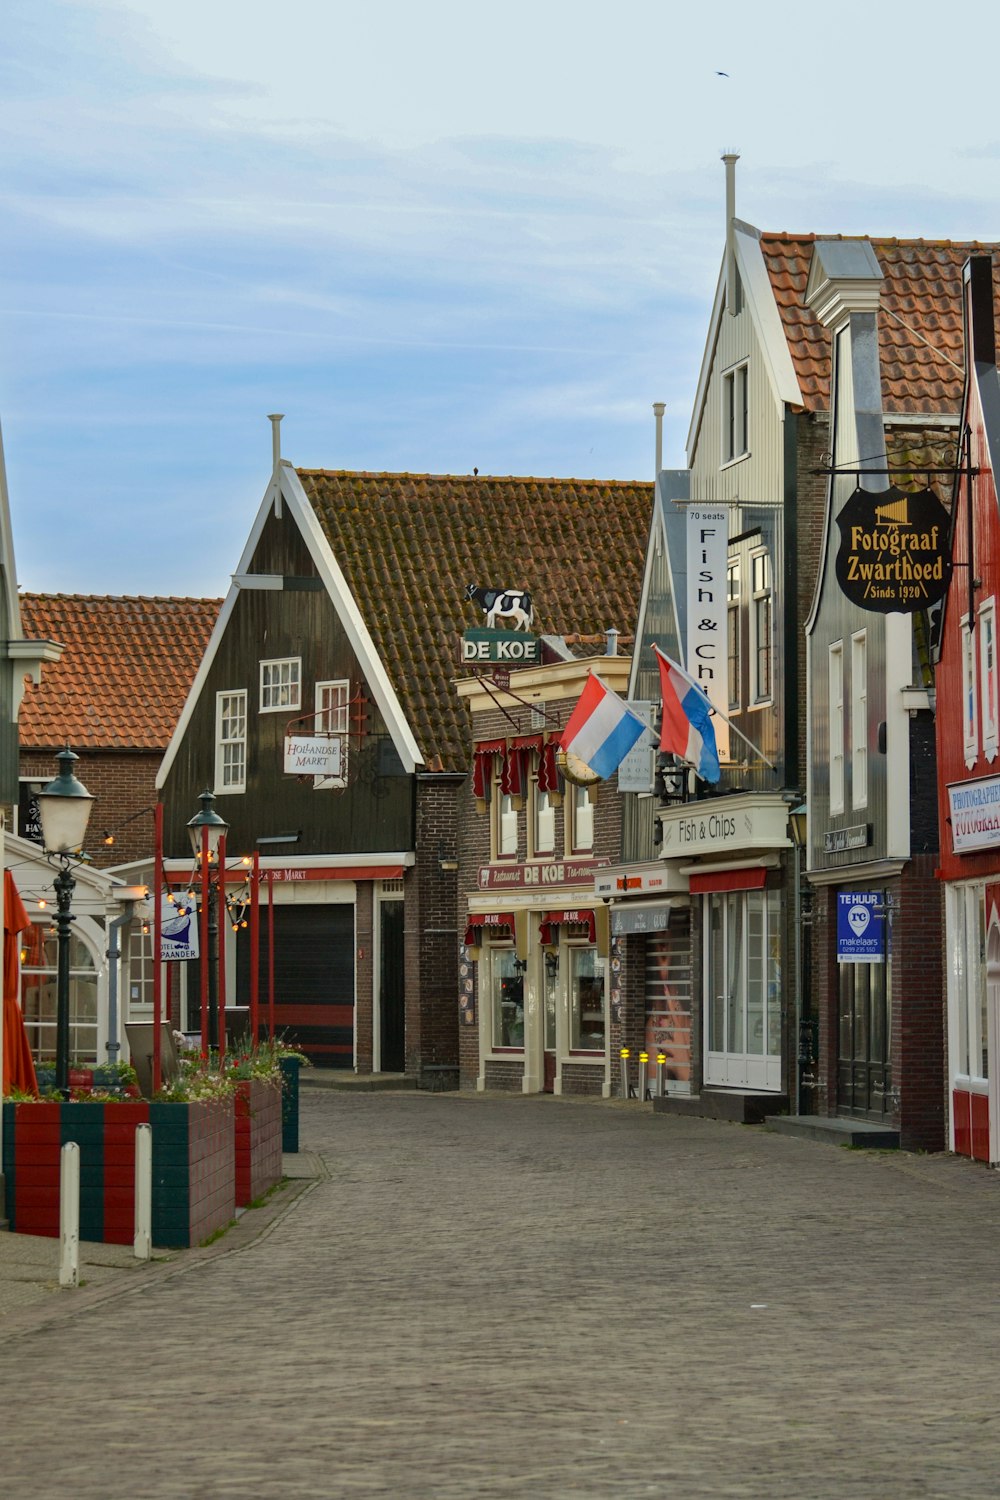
(186, 790, 229, 1050)
(37, 748, 95, 1098)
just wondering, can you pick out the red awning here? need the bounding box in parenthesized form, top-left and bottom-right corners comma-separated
(464, 912, 516, 947)
(688, 868, 768, 894)
(539, 909, 597, 945)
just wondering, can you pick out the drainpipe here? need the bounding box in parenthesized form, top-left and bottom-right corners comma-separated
(722, 151, 740, 315)
(107, 886, 150, 1063)
(653, 402, 665, 477)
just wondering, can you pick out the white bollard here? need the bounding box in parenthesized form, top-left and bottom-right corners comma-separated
(59, 1141, 80, 1288)
(134, 1123, 152, 1261)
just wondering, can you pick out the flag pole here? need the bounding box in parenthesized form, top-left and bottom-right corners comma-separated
(654, 644, 777, 772)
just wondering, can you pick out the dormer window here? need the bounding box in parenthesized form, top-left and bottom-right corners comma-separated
(722, 362, 749, 464)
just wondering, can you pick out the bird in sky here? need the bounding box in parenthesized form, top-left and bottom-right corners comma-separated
(716, 70, 729, 77)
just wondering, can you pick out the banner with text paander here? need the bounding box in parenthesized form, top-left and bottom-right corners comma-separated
(948, 776, 1000, 853)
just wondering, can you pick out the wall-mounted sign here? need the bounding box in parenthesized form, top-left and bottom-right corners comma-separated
(284, 735, 343, 778)
(686, 508, 729, 759)
(460, 629, 541, 665)
(478, 858, 607, 890)
(823, 824, 871, 853)
(836, 891, 886, 963)
(835, 485, 951, 613)
(617, 701, 657, 794)
(948, 776, 1000, 853)
(610, 904, 674, 936)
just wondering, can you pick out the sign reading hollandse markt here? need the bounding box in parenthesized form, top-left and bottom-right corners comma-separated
(835, 485, 951, 613)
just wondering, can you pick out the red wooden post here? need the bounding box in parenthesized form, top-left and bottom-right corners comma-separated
(250, 852, 260, 1043)
(200, 825, 210, 1055)
(152, 802, 164, 1094)
(267, 871, 275, 1040)
(217, 833, 227, 1063)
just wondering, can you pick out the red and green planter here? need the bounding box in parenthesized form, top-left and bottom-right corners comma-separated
(234, 1080, 283, 1207)
(2, 1098, 238, 1248)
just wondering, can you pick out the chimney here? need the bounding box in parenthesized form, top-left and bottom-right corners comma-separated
(653, 402, 665, 476)
(268, 413, 284, 517)
(605, 628, 619, 657)
(722, 151, 740, 316)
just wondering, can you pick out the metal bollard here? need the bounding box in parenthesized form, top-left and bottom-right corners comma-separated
(619, 1047, 630, 1101)
(638, 1052, 649, 1101)
(656, 1051, 667, 1098)
(59, 1142, 80, 1288)
(134, 1123, 152, 1261)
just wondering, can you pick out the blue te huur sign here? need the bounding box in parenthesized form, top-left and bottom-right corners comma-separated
(836, 891, 886, 964)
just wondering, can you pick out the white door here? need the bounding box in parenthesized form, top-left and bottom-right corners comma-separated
(704, 888, 782, 1091)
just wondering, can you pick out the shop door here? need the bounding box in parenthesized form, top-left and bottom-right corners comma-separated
(836, 960, 891, 1118)
(543, 956, 557, 1092)
(237, 905, 355, 1068)
(379, 899, 405, 1072)
(704, 890, 782, 1091)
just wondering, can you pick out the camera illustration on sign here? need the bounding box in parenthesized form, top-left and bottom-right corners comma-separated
(835, 485, 951, 613)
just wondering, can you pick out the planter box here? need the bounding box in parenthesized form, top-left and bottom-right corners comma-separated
(279, 1056, 301, 1153)
(234, 1079, 282, 1207)
(2, 1098, 236, 1249)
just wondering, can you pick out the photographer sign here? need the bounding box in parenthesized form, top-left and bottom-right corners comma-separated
(835, 485, 951, 613)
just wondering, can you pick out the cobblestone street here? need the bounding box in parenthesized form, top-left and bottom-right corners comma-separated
(3, 1089, 1000, 1498)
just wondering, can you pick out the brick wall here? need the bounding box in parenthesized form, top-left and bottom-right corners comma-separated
(20, 749, 160, 868)
(894, 854, 946, 1151)
(409, 773, 464, 1087)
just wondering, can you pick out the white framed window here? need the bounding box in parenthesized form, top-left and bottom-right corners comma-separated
(567, 782, 594, 854)
(490, 945, 524, 1050)
(829, 641, 845, 816)
(259, 657, 301, 712)
(21, 922, 98, 1065)
(749, 548, 772, 704)
(962, 617, 979, 767)
(851, 630, 868, 810)
(722, 362, 749, 464)
(979, 599, 998, 762)
(215, 690, 247, 794)
(727, 562, 741, 711)
(531, 776, 555, 857)
(951, 884, 988, 1083)
(314, 678, 349, 788)
(569, 946, 606, 1052)
(491, 771, 518, 860)
(127, 922, 154, 1017)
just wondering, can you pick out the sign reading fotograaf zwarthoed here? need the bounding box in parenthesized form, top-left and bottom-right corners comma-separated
(835, 485, 951, 613)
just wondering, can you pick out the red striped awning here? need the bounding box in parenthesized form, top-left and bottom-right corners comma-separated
(464, 912, 516, 947)
(538, 909, 597, 945)
(688, 868, 768, 894)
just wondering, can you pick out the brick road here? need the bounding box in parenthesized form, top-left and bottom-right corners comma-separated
(2, 1089, 1000, 1498)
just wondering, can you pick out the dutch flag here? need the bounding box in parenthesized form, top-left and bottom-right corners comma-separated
(559, 673, 648, 781)
(654, 645, 721, 784)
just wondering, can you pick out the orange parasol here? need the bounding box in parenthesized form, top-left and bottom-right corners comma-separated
(3, 870, 38, 1097)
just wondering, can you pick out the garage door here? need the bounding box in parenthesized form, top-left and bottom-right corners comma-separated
(237, 905, 355, 1067)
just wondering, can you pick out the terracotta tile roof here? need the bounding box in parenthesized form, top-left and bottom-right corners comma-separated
(760, 235, 1000, 414)
(18, 595, 221, 751)
(297, 471, 653, 772)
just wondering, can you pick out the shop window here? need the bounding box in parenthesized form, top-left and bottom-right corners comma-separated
(215, 690, 247, 794)
(829, 641, 845, 815)
(979, 599, 998, 762)
(705, 888, 781, 1076)
(722, 362, 749, 464)
(21, 922, 98, 1064)
(749, 548, 772, 704)
(531, 781, 555, 857)
(490, 946, 524, 1050)
(568, 782, 594, 854)
(962, 618, 978, 767)
(314, 678, 349, 788)
(851, 630, 867, 810)
(569, 947, 605, 1051)
(260, 657, 301, 712)
(952, 885, 987, 1082)
(727, 562, 740, 711)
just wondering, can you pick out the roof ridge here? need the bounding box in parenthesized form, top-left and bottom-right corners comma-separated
(295, 468, 652, 488)
(761, 231, 1000, 250)
(20, 592, 222, 604)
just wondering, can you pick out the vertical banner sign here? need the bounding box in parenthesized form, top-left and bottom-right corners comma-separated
(686, 507, 729, 761)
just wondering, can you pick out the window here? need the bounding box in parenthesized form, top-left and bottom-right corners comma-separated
(749, 549, 772, 704)
(979, 599, 998, 761)
(491, 947, 524, 1050)
(722, 362, 749, 463)
(260, 657, 301, 712)
(215, 690, 247, 794)
(727, 562, 741, 710)
(962, 618, 978, 767)
(491, 770, 518, 860)
(569, 947, 605, 1051)
(531, 777, 555, 857)
(21, 923, 98, 1064)
(952, 885, 987, 1082)
(127, 922, 154, 1018)
(568, 782, 593, 854)
(829, 642, 844, 815)
(851, 630, 868, 810)
(314, 679, 349, 788)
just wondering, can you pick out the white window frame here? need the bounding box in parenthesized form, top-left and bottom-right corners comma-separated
(829, 641, 845, 816)
(722, 361, 749, 465)
(727, 562, 741, 711)
(962, 617, 979, 768)
(979, 598, 998, 762)
(530, 771, 555, 858)
(567, 782, 594, 855)
(259, 657, 302, 713)
(491, 770, 518, 861)
(314, 678, 350, 788)
(749, 547, 772, 706)
(851, 629, 868, 811)
(215, 690, 247, 795)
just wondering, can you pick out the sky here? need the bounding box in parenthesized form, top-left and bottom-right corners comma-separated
(3, 0, 1000, 596)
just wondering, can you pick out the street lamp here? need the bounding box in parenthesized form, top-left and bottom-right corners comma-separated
(37, 747, 95, 1097)
(186, 790, 229, 1050)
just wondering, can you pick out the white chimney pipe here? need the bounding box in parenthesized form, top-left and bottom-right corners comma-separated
(267, 413, 284, 517)
(722, 151, 740, 316)
(653, 402, 665, 477)
(605, 628, 619, 657)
